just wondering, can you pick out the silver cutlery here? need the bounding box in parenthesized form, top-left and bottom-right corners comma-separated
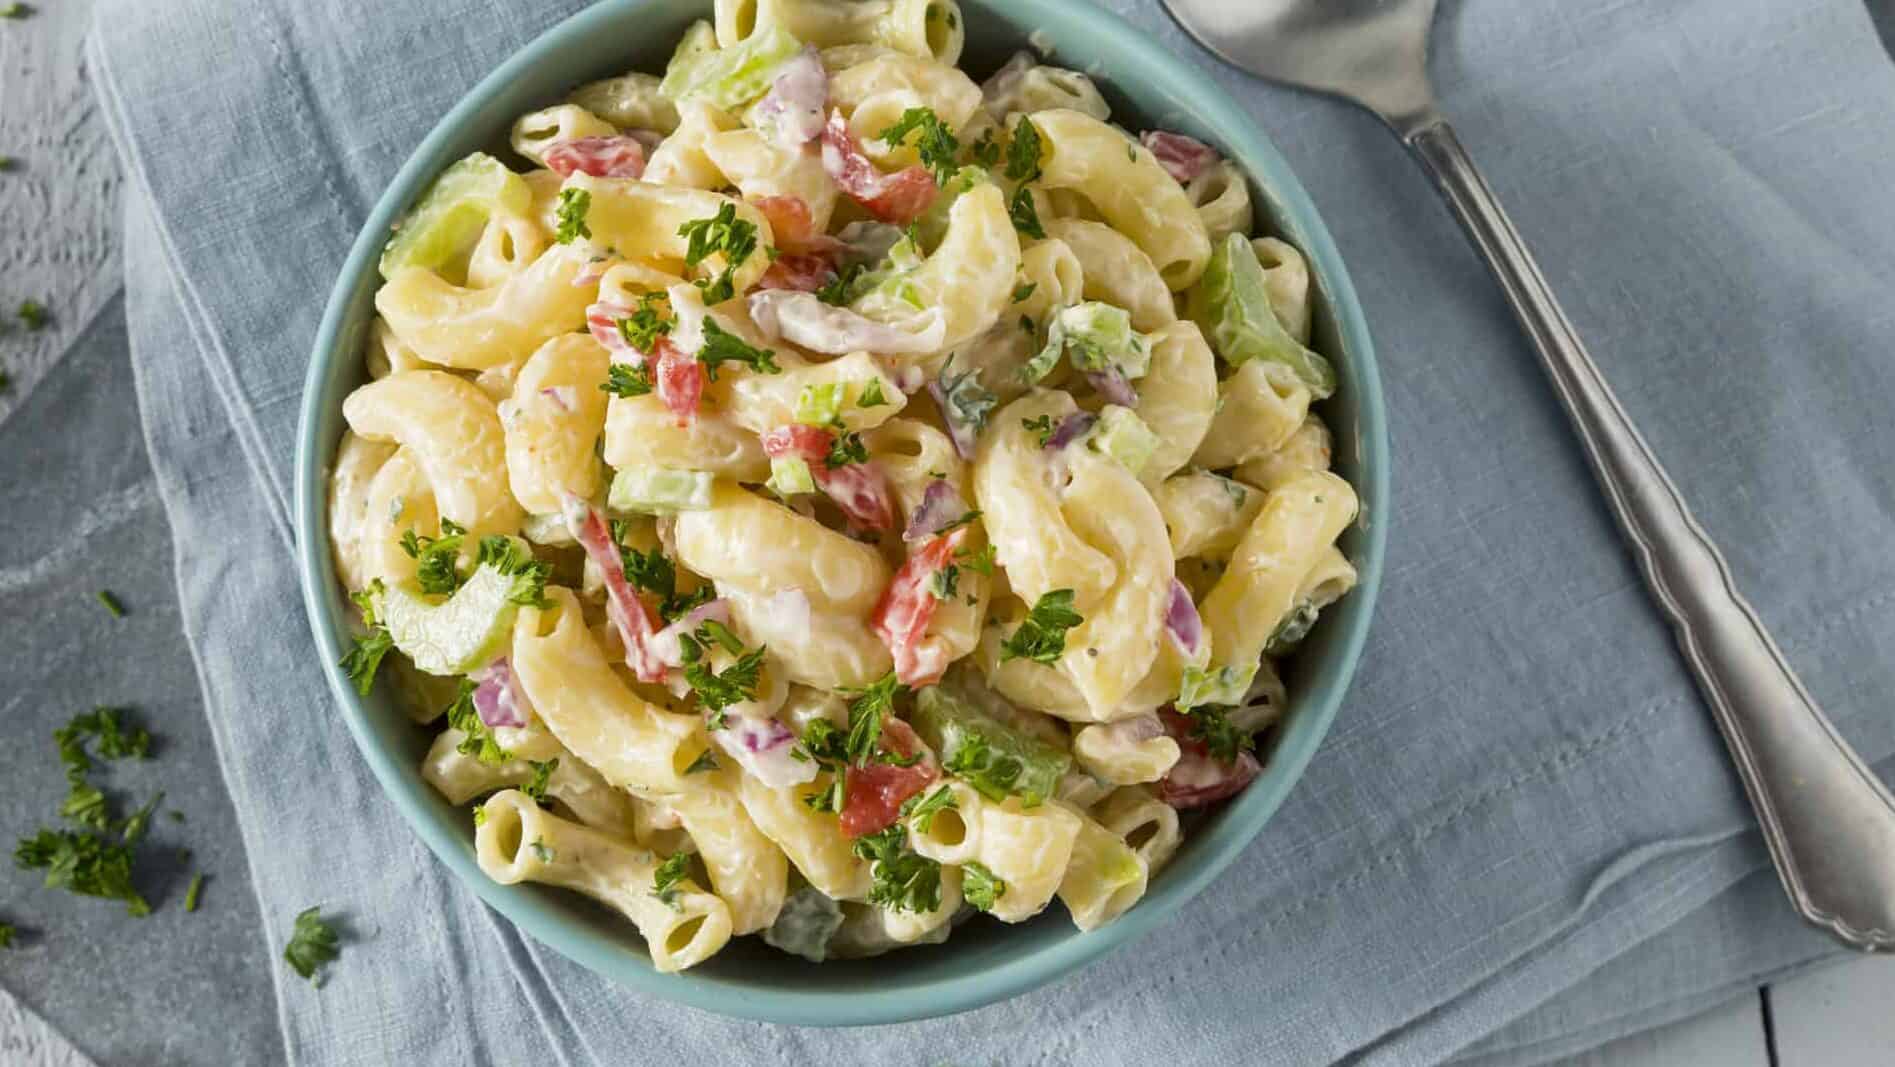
(1160, 0, 1895, 950)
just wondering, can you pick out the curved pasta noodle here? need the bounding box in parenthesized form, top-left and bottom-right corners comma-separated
(503, 334, 611, 514)
(727, 350, 906, 434)
(423, 729, 639, 838)
(1187, 160, 1254, 245)
(1201, 470, 1358, 677)
(1253, 236, 1313, 345)
(465, 210, 549, 290)
(830, 52, 982, 138)
(1093, 786, 1182, 877)
(644, 101, 740, 190)
(364, 316, 437, 379)
(739, 773, 873, 900)
(702, 128, 840, 233)
(475, 790, 732, 973)
(603, 394, 770, 480)
(561, 175, 772, 294)
(568, 71, 680, 133)
(882, 864, 960, 944)
(1071, 716, 1179, 786)
(375, 243, 593, 371)
(985, 58, 1111, 121)
(510, 104, 619, 168)
(1154, 470, 1266, 560)
(716, 0, 963, 65)
(360, 448, 437, 588)
(974, 796, 1081, 923)
(1053, 451, 1172, 719)
(512, 589, 706, 795)
(1191, 359, 1313, 471)
(1134, 321, 1219, 485)
(328, 431, 396, 592)
(905, 780, 984, 866)
(724, 585, 892, 689)
(1057, 807, 1148, 932)
(1235, 412, 1333, 491)
(853, 182, 1021, 361)
(341, 371, 524, 538)
(666, 768, 789, 935)
(1033, 109, 1211, 290)
(866, 418, 963, 521)
(673, 484, 892, 615)
(1044, 218, 1175, 332)
(973, 392, 1115, 607)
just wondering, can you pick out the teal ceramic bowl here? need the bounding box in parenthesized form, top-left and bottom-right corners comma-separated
(296, 0, 1388, 1027)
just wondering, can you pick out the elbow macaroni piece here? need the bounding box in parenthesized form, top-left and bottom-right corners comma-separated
(1187, 160, 1254, 245)
(985, 57, 1111, 121)
(502, 334, 611, 514)
(1093, 786, 1182, 877)
(568, 71, 679, 133)
(1201, 470, 1358, 677)
(475, 790, 732, 973)
(1057, 807, 1149, 932)
(973, 391, 1116, 607)
(1191, 359, 1313, 471)
(716, 0, 963, 64)
(702, 128, 841, 234)
(1235, 412, 1334, 490)
(604, 395, 770, 482)
(739, 772, 873, 900)
(511, 589, 706, 795)
(1253, 237, 1313, 345)
(1044, 218, 1176, 332)
(328, 431, 396, 592)
(464, 211, 549, 290)
(726, 350, 907, 434)
(1033, 109, 1211, 290)
(422, 728, 639, 839)
(341, 370, 524, 538)
(665, 768, 789, 935)
(1052, 451, 1172, 720)
(561, 175, 772, 294)
(905, 780, 984, 866)
(1154, 470, 1267, 561)
(375, 243, 593, 371)
(853, 181, 1021, 361)
(974, 796, 1081, 923)
(643, 100, 741, 190)
(723, 585, 893, 689)
(674, 484, 892, 615)
(1071, 716, 1180, 786)
(510, 104, 619, 168)
(830, 52, 982, 137)
(359, 448, 438, 588)
(1134, 321, 1219, 486)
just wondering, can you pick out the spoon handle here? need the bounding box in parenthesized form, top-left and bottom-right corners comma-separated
(1406, 118, 1895, 951)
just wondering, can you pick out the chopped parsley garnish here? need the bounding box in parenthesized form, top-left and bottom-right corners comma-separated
(475, 535, 552, 608)
(930, 563, 959, 601)
(652, 851, 691, 910)
(616, 291, 672, 352)
(900, 785, 957, 833)
(852, 825, 942, 914)
(857, 377, 889, 408)
(678, 630, 767, 713)
(683, 749, 720, 775)
(284, 906, 341, 983)
(96, 590, 125, 617)
(678, 202, 759, 304)
(615, 533, 712, 622)
(444, 678, 512, 766)
(401, 518, 467, 596)
(184, 872, 205, 913)
(522, 758, 559, 802)
(18, 299, 47, 330)
(1183, 704, 1254, 764)
(967, 129, 1000, 168)
(529, 839, 556, 863)
(938, 509, 982, 534)
(602, 362, 653, 397)
(554, 188, 592, 244)
(843, 672, 908, 765)
(961, 861, 1007, 911)
(955, 542, 996, 576)
(0, 3, 32, 18)
(1011, 282, 1037, 304)
(814, 261, 864, 306)
(1008, 185, 1045, 240)
(825, 431, 869, 469)
(697, 318, 780, 380)
(472, 805, 488, 827)
(698, 619, 745, 655)
(793, 719, 851, 813)
(1004, 117, 1044, 184)
(340, 627, 394, 697)
(877, 107, 960, 185)
(935, 365, 998, 439)
(0, 922, 14, 947)
(1021, 414, 1055, 446)
(1000, 589, 1083, 664)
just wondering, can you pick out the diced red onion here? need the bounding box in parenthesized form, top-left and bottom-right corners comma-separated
(1156, 710, 1262, 808)
(1163, 578, 1204, 657)
(1045, 411, 1097, 450)
(747, 290, 944, 355)
(903, 479, 968, 542)
(470, 657, 529, 729)
(715, 714, 818, 788)
(927, 379, 980, 460)
(889, 362, 926, 395)
(1139, 130, 1220, 184)
(1086, 367, 1138, 407)
(753, 47, 828, 150)
(648, 598, 733, 667)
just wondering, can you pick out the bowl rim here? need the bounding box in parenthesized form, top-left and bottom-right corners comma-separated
(294, 0, 1390, 1027)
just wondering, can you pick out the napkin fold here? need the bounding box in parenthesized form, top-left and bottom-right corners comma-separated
(88, 0, 1895, 1063)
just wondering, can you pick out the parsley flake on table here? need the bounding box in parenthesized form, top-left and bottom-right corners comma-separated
(678, 202, 759, 305)
(184, 872, 206, 913)
(1000, 589, 1083, 663)
(554, 188, 592, 244)
(0, 3, 32, 18)
(697, 319, 780, 380)
(18, 299, 48, 330)
(95, 589, 126, 617)
(877, 107, 961, 185)
(0, 922, 15, 948)
(283, 906, 341, 984)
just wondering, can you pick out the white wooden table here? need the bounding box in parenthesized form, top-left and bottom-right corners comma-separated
(4, 3, 1893, 1065)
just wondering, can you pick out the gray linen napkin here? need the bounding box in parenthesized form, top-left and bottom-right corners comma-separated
(86, 0, 1895, 1063)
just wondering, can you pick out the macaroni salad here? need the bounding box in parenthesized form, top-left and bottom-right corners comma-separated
(329, 0, 1360, 972)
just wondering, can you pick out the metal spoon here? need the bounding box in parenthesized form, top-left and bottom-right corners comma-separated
(1160, 0, 1895, 951)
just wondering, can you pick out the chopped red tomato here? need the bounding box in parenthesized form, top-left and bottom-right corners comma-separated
(759, 424, 897, 530)
(839, 718, 938, 837)
(757, 252, 837, 293)
(569, 502, 667, 682)
(1156, 709, 1262, 809)
(870, 527, 967, 687)
(651, 336, 702, 425)
(1140, 130, 1220, 184)
(752, 194, 846, 255)
(543, 136, 648, 179)
(819, 110, 938, 224)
